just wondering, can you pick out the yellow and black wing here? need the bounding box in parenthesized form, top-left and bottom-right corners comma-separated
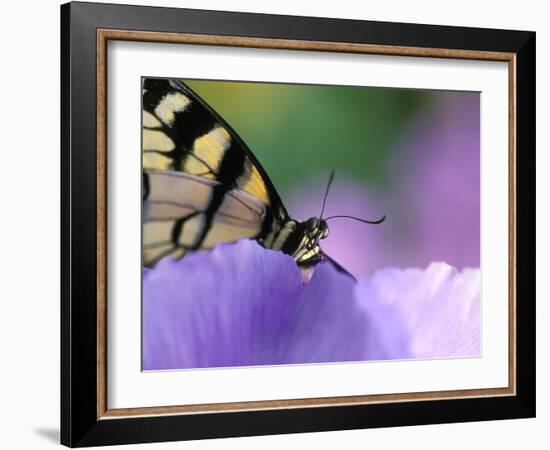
(142, 78, 289, 266)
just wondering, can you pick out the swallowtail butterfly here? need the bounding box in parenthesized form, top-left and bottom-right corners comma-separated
(142, 78, 384, 277)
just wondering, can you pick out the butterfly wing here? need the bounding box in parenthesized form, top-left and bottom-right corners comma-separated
(142, 78, 289, 266)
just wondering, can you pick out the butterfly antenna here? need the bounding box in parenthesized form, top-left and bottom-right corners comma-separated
(319, 169, 335, 219)
(325, 214, 386, 225)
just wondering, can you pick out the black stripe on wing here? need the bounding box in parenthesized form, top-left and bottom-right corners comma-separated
(142, 78, 289, 252)
(143, 169, 272, 267)
(168, 79, 288, 221)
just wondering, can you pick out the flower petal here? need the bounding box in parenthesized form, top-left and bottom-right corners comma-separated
(356, 263, 480, 359)
(143, 240, 412, 370)
(143, 240, 303, 370)
(283, 262, 371, 364)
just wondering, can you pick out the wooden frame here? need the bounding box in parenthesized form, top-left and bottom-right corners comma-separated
(61, 1, 535, 446)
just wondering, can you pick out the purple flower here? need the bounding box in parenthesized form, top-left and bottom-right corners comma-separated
(143, 240, 479, 370)
(143, 240, 407, 370)
(357, 263, 480, 359)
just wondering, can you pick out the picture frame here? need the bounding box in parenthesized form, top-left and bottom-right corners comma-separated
(60, 1, 535, 447)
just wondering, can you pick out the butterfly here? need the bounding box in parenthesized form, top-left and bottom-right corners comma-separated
(142, 78, 385, 277)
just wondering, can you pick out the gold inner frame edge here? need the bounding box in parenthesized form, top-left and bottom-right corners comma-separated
(96, 29, 517, 420)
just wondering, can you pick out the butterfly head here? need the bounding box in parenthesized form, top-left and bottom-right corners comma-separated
(289, 217, 327, 267)
(304, 217, 329, 250)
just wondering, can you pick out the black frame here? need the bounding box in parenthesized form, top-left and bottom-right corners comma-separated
(61, 1, 535, 447)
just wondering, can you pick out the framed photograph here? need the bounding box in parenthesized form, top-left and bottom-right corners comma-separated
(61, 1, 535, 447)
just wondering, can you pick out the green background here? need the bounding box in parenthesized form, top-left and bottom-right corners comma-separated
(185, 79, 432, 197)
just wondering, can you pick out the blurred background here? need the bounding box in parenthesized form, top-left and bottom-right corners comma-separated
(186, 79, 480, 279)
